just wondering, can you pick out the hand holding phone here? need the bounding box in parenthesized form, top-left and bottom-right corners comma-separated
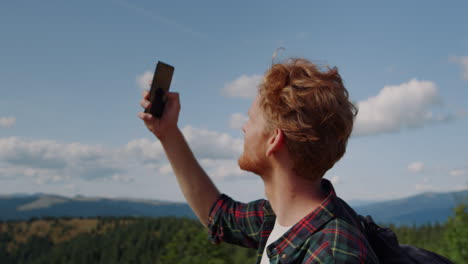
(144, 61, 175, 118)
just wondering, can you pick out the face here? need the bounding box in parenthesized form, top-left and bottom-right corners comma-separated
(238, 96, 271, 177)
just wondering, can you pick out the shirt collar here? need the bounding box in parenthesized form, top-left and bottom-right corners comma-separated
(262, 178, 339, 262)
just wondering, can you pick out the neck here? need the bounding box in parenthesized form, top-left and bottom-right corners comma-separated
(263, 168, 325, 227)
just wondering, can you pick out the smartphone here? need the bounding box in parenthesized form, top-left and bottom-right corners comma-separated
(144, 61, 175, 118)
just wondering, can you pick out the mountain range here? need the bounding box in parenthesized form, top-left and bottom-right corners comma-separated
(1, 190, 466, 226)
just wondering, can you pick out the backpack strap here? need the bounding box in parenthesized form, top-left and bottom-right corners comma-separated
(400, 245, 454, 264)
(359, 215, 416, 263)
(359, 215, 454, 264)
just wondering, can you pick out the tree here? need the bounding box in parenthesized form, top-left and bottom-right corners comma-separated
(443, 203, 468, 263)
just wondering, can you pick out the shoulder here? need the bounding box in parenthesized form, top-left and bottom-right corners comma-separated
(301, 218, 378, 264)
(209, 194, 268, 216)
(207, 194, 270, 248)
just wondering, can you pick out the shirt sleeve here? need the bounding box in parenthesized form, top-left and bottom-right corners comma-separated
(207, 193, 267, 249)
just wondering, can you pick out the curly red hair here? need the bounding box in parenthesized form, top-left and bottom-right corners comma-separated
(258, 58, 357, 180)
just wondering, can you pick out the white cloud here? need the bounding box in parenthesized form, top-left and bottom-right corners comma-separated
(353, 79, 453, 136)
(415, 177, 436, 192)
(0, 117, 15, 128)
(136, 71, 153, 90)
(329, 175, 342, 185)
(200, 158, 249, 180)
(408, 161, 424, 173)
(455, 183, 468, 191)
(124, 138, 165, 162)
(449, 56, 468, 81)
(223, 77, 454, 136)
(145, 157, 248, 182)
(0, 137, 128, 183)
(64, 183, 77, 192)
(158, 163, 173, 176)
(0, 125, 245, 184)
(111, 173, 134, 183)
(223, 74, 262, 99)
(123, 125, 246, 180)
(0, 166, 66, 185)
(125, 126, 243, 162)
(181, 125, 243, 159)
(450, 169, 467, 177)
(229, 113, 248, 130)
(35, 173, 66, 185)
(132, 126, 246, 180)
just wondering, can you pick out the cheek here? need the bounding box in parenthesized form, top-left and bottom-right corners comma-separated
(243, 132, 257, 151)
(243, 120, 252, 133)
(243, 134, 252, 149)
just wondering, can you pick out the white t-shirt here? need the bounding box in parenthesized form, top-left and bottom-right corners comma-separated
(260, 219, 293, 264)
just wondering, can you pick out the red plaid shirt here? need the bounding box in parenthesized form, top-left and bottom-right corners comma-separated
(207, 179, 379, 264)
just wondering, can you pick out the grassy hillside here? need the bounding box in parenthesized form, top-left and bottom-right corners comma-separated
(0, 217, 257, 264)
(0, 204, 465, 263)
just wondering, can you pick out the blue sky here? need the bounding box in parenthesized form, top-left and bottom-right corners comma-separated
(1, 0, 467, 203)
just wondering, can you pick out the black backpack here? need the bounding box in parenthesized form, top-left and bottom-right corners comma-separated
(359, 215, 454, 264)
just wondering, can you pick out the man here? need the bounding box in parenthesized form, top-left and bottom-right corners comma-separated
(138, 58, 378, 263)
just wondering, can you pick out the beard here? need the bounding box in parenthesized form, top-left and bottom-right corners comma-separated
(238, 150, 269, 177)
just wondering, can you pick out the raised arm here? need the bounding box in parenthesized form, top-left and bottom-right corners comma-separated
(138, 90, 220, 227)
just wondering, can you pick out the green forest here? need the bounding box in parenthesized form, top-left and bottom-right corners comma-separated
(0, 204, 466, 264)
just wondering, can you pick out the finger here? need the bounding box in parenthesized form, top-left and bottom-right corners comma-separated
(140, 98, 151, 109)
(141, 90, 150, 99)
(138, 112, 154, 121)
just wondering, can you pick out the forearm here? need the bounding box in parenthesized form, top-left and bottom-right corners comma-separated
(159, 128, 221, 227)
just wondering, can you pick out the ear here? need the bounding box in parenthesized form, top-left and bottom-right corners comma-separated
(266, 128, 284, 157)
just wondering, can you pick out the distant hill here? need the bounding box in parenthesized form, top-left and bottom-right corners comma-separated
(0, 194, 195, 221)
(1, 190, 466, 226)
(353, 190, 468, 226)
